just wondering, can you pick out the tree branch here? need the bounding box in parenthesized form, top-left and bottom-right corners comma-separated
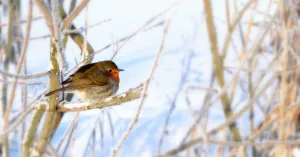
(61, 0, 89, 30)
(56, 83, 144, 112)
(0, 70, 50, 79)
(51, 0, 68, 71)
(33, 0, 54, 36)
(112, 17, 172, 157)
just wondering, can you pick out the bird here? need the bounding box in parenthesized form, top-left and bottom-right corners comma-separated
(45, 60, 124, 102)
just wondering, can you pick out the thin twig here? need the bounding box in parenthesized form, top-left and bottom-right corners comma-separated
(111, 17, 172, 157)
(3, 0, 33, 138)
(0, 105, 36, 144)
(61, 121, 76, 157)
(30, 18, 111, 40)
(0, 70, 50, 79)
(65, 19, 165, 76)
(181, 8, 276, 146)
(1, 0, 16, 155)
(209, 74, 277, 135)
(110, 2, 180, 60)
(0, 16, 42, 27)
(221, 0, 255, 59)
(56, 112, 80, 152)
(63, 18, 111, 34)
(158, 48, 192, 153)
(0, 79, 47, 85)
(68, 116, 79, 157)
(156, 98, 300, 157)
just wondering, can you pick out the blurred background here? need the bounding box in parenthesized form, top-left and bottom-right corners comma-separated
(0, 0, 299, 156)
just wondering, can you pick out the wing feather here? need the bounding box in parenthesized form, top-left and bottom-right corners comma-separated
(61, 63, 98, 85)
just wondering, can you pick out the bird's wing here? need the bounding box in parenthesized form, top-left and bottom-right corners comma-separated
(74, 63, 97, 74)
(63, 72, 109, 87)
(86, 74, 110, 86)
(62, 63, 98, 85)
(45, 82, 107, 96)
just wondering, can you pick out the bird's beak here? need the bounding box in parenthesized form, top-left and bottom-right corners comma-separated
(118, 69, 124, 72)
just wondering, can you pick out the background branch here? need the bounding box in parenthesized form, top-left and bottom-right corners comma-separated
(61, 0, 89, 30)
(33, 0, 54, 36)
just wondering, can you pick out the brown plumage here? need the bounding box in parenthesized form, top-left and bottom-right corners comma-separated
(45, 60, 123, 102)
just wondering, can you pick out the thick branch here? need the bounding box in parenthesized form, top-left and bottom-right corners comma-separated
(56, 83, 143, 112)
(203, 0, 243, 143)
(22, 106, 43, 157)
(51, 0, 68, 71)
(33, 43, 60, 156)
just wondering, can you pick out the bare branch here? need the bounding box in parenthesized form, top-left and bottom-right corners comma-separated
(33, 0, 54, 36)
(112, 17, 172, 157)
(4, 0, 33, 137)
(22, 106, 44, 157)
(0, 105, 37, 144)
(30, 18, 111, 40)
(57, 83, 143, 112)
(156, 139, 300, 157)
(0, 70, 50, 79)
(51, 0, 68, 71)
(61, 0, 90, 30)
(2, 0, 17, 155)
(110, 2, 180, 59)
(63, 18, 111, 34)
(221, 0, 255, 59)
(157, 98, 300, 157)
(0, 79, 47, 85)
(0, 16, 42, 27)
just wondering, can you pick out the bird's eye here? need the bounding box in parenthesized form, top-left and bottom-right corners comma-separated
(108, 69, 112, 73)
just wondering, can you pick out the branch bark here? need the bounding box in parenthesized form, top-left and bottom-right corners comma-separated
(56, 83, 143, 112)
(202, 0, 246, 156)
(33, 0, 54, 36)
(1, 0, 15, 156)
(32, 42, 60, 156)
(203, 0, 243, 142)
(61, 0, 89, 30)
(22, 106, 43, 157)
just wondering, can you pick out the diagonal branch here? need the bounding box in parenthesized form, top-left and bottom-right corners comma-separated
(112, 17, 172, 157)
(56, 83, 143, 112)
(61, 0, 89, 30)
(33, 0, 54, 36)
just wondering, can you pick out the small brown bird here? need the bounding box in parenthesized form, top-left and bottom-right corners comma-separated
(45, 60, 124, 102)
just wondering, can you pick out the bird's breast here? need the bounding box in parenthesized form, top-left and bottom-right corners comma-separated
(74, 78, 118, 103)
